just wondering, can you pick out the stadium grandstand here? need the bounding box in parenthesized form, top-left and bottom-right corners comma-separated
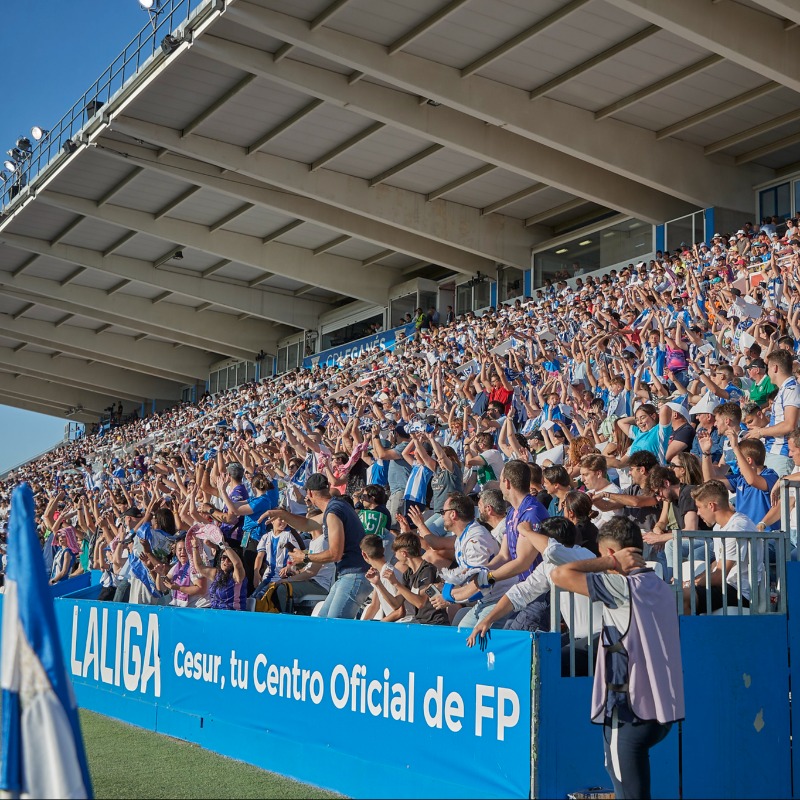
(4, 1, 800, 798)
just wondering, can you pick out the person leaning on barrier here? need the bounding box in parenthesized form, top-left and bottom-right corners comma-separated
(466, 517, 600, 669)
(550, 516, 684, 800)
(687, 480, 760, 614)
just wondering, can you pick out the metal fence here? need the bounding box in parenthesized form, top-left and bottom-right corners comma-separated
(675, 528, 790, 616)
(554, 490, 796, 677)
(1, 0, 218, 208)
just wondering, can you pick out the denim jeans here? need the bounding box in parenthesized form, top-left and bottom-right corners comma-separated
(765, 453, 795, 477)
(316, 571, 372, 619)
(457, 598, 512, 630)
(664, 537, 714, 583)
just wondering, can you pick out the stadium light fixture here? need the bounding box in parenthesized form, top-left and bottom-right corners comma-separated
(161, 33, 183, 55)
(15, 137, 32, 154)
(62, 139, 78, 155)
(85, 99, 105, 117)
(31, 126, 49, 141)
(139, 0, 162, 32)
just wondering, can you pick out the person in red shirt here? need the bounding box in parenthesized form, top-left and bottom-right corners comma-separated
(479, 355, 513, 414)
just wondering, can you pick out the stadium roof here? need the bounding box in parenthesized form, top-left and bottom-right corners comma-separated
(1, 0, 799, 422)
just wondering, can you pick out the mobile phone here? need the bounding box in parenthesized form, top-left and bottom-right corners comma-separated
(424, 585, 441, 599)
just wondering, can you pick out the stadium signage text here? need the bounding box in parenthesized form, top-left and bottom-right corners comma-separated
(69, 606, 160, 697)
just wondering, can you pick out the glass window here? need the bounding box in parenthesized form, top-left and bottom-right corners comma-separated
(419, 290, 438, 317)
(498, 266, 524, 302)
(456, 283, 471, 315)
(760, 183, 791, 223)
(287, 342, 300, 370)
(320, 313, 383, 350)
(246, 361, 257, 382)
(277, 348, 288, 374)
(663, 210, 705, 256)
(209, 371, 218, 394)
(533, 217, 653, 285)
(390, 293, 416, 328)
(474, 279, 491, 310)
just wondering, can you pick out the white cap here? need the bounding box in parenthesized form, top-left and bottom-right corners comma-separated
(665, 401, 690, 421)
(689, 395, 721, 416)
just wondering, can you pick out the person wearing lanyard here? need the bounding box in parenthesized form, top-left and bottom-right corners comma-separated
(551, 517, 684, 800)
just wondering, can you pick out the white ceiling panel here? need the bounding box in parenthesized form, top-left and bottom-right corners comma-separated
(260, 102, 379, 164)
(385, 149, 489, 195)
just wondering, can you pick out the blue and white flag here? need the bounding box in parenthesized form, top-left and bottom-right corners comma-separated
(290, 455, 313, 489)
(1, 483, 93, 799)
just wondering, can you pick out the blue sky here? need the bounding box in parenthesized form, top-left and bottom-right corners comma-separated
(0, 1, 153, 471)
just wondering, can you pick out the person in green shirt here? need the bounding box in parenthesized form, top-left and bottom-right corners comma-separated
(746, 358, 776, 406)
(357, 485, 393, 558)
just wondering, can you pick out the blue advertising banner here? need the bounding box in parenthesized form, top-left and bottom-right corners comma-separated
(57, 600, 533, 799)
(303, 323, 415, 369)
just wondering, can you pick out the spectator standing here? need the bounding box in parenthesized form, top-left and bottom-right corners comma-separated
(551, 518, 684, 800)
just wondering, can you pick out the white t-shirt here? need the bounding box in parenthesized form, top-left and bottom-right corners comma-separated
(305, 535, 335, 592)
(372, 564, 413, 618)
(590, 483, 622, 528)
(713, 512, 760, 600)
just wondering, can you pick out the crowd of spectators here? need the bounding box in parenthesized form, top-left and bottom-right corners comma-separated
(3, 215, 800, 637)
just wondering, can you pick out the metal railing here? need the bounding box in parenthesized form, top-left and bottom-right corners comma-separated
(550, 585, 602, 678)
(554, 505, 795, 677)
(675, 528, 790, 616)
(1, 0, 218, 209)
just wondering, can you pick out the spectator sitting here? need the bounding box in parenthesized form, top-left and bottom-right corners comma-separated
(644, 465, 707, 581)
(361, 534, 407, 622)
(687, 480, 761, 613)
(381, 533, 449, 625)
(266, 473, 370, 620)
(251, 516, 305, 599)
(542, 465, 572, 516)
(562, 491, 599, 556)
(477, 487, 508, 545)
(701, 435, 779, 533)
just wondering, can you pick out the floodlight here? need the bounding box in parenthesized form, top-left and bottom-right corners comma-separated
(62, 139, 78, 155)
(139, 0, 156, 8)
(15, 137, 31, 154)
(161, 33, 183, 54)
(3, 160, 16, 173)
(31, 126, 49, 141)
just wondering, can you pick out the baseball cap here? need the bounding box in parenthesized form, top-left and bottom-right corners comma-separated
(689, 396, 721, 416)
(665, 402, 690, 421)
(305, 473, 330, 492)
(747, 358, 767, 371)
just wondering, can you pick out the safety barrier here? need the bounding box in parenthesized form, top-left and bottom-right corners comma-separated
(0, 565, 790, 799)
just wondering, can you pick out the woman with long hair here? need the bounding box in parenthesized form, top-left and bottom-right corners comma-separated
(667, 451, 703, 487)
(190, 537, 247, 611)
(49, 525, 81, 584)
